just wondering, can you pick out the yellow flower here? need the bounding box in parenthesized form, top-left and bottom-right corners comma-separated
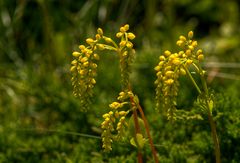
(123, 24, 129, 31)
(97, 28, 103, 35)
(127, 33, 136, 40)
(198, 54, 204, 61)
(188, 31, 194, 39)
(126, 42, 133, 48)
(86, 38, 95, 45)
(116, 32, 123, 38)
(72, 51, 81, 57)
(164, 50, 171, 57)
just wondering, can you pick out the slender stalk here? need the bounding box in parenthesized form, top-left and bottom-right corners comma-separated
(137, 103, 159, 163)
(184, 65, 202, 94)
(207, 108, 221, 163)
(199, 69, 221, 163)
(132, 99, 143, 163)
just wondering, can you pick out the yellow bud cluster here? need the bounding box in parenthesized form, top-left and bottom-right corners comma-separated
(116, 25, 136, 90)
(155, 30, 205, 120)
(176, 30, 204, 63)
(70, 31, 103, 110)
(101, 94, 130, 152)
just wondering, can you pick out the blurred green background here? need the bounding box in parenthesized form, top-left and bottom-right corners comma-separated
(0, 0, 240, 162)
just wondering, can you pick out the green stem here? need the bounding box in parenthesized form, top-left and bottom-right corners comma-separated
(183, 65, 202, 94)
(207, 108, 221, 163)
(199, 67, 221, 163)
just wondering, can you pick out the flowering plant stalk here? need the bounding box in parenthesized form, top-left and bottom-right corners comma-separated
(155, 31, 220, 163)
(70, 24, 158, 163)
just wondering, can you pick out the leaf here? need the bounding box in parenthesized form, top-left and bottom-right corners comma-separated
(208, 99, 214, 114)
(130, 133, 147, 149)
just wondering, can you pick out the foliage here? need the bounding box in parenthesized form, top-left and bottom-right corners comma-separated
(0, 0, 240, 162)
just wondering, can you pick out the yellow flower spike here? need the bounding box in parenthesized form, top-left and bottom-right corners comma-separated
(164, 50, 171, 57)
(198, 54, 204, 61)
(120, 40, 127, 47)
(188, 31, 194, 39)
(124, 24, 129, 31)
(97, 28, 103, 35)
(86, 38, 95, 45)
(126, 42, 133, 48)
(93, 53, 100, 60)
(127, 33, 136, 40)
(80, 57, 88, 63)
(185, 49, 192, 57)
(116, 32, 123, 38)
(179, 35, 186, 41)
(72, 51, 81, 57)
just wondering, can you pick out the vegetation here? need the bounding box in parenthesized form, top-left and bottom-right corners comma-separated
(1, 0, 240, 162)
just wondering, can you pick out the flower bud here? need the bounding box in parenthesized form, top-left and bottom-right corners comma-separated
(93, 53, 100, 60)
(72, 51, 81, 57)
(188, 31, 194, 39)
(179, 35, 186, 41)
(79, 45, 85, 50)
(198, 54, 204, 61)
(97, 44, 105, 50)
(116, 32, 123, 38)
(127, 33, 135, 40)
(97, 28, 103, 35)
(126, 42, 133, 48)
(124, 24, 129, 31)
(86, 38, 94, 45)
(164, 50, 171, 57)
(120, 41, 126, 47)
(104, 37, 112, 43)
